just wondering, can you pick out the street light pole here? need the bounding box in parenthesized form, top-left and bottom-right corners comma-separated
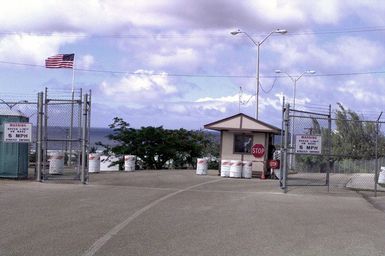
(275, 70, 316, 170)
(256, 42, 260, 119)
(231, 29, 287, 119)
(275, 70, 316, 111)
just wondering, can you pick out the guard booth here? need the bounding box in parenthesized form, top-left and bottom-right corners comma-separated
(0, 110, 30, 178)
(204, 113, 280, 178)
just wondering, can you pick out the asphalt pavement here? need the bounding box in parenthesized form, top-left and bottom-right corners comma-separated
(1, 169, 384, 256)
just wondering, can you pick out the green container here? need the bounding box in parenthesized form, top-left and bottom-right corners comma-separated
(0, 110, 29, 179)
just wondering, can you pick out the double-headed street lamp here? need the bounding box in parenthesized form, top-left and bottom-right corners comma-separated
(231, 29, 287, 119)
(275, 69, 316, 170)
(274, 70, 316, 111)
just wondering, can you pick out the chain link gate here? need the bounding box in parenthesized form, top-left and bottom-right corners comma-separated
(281, 103, 385, 196)
(35, 88, 91, 183)
(281, 103, 332, 192)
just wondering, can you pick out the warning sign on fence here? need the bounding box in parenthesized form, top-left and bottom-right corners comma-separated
(295, 134, 322, 155)
(3, 122, 32, 143)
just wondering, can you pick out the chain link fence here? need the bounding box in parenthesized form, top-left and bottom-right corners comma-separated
(0, 88, 91, 183)
(281, 102, 385, 196)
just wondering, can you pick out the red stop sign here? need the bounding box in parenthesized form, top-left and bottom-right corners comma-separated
(252, 144, 265, 158)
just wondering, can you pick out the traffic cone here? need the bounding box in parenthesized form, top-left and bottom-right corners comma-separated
(261, 170, 266, 179)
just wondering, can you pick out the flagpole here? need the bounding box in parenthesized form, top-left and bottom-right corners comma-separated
(69, 57, 75, 167)
(71, 59, 75, 92)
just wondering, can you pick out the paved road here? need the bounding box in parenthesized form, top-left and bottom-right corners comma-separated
(1, 170, 384, 256)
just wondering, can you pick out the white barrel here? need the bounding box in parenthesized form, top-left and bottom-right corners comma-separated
(100, 155, 119, 171)
(196, 158, 208, 175)
(49, 151, 64, 174)
(124, 155, 136, 172)
(379, 167, 385, 184)
(88, 153, 100, 173)
(242, 161, 252, 179)
(229, 160, 242, 178)
(220, 160, 231, 177)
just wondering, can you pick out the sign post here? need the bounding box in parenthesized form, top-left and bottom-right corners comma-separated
(252, 143, 265, 179)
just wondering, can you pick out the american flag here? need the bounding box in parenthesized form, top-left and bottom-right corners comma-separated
(45, 54, 74, 68)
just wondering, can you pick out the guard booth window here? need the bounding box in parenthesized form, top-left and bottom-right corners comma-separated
(234, 134, 253, 154)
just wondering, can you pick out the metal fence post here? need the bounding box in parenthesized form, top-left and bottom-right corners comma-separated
(68, 89, 74, 168)
(81, 94, 88, 184)
(36, 92, 44, 182)
(43, 87, 48, 180)
(327, 105, 332, 191)
(77, 89, 83, 176)
(283, 103, 290, 193)
(88, 90, 92, 149)
(375, 112, 382, 197)
(279, 97, 285, 188)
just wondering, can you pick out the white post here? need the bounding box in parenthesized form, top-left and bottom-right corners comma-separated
(256, 42, 260, 119)
(69, 59, 75, 167)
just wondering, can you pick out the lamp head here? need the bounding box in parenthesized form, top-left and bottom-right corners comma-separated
(306, 70, 316, 74)
(275, 29, 288, 34)
(275, 69, 282, 74)
(230, 30, 242, 35)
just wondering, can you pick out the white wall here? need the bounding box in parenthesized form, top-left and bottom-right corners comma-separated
(221, 131, 267, 172)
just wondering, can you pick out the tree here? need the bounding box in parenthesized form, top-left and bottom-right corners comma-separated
(99, 117, 219, 169)
(295, 104, 385, 172)
(333, 103, 384, 160)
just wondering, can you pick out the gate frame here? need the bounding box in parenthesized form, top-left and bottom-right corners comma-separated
(281, 102, 385, 196)
(281, 103, 332, 193)
(35, 89, 91, 184)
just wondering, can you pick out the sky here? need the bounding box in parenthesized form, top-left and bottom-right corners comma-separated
(1, 0, 385, 129)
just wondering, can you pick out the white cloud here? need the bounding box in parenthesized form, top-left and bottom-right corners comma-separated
(195, 94, 239, 103)
(337, 78, 385, 104)
(322, 36, 385, 70)
(0, 1, 133, 33)
(77, 54, 94, 69)
(0, 33, 79, 65)
(100, 70, 179, 102)
(0, 0, 371, 33)
(267, 34, 385, 74)
(2, 0, 385, 130)
(150, 48, 200, 70)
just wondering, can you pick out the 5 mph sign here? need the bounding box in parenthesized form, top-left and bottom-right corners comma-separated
(3, 122, 32, 143)
(295, 134, 322, 155)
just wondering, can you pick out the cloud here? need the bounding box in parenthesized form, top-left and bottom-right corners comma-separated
(267, 34, 385, 74)
(149, 48, 200, 70)
(308, 36, 385, 71)
(77, 54, 94, 69)
(337, 77, 385, 104)
(1, 0, 369, 34)
(93, 92, 286, 129)
(99, 70, 180, 102)
(0, 1, 132, 33)
(116, 30, 224, 73)
(2, 0, 385, 130)
(0, 33, 80, 65)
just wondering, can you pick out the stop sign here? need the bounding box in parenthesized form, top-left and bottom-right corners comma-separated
(252, 144, 265, 158)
